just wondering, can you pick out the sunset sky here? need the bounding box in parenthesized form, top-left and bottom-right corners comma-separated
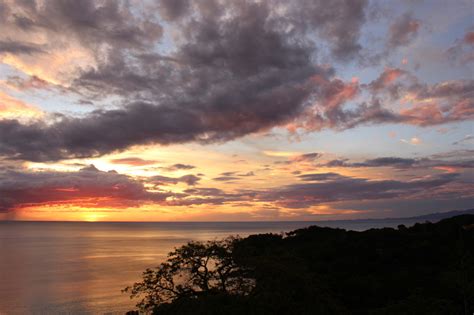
(0, 0, 472, 221)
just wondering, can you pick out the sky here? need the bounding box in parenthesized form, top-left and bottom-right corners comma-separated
(0, 0, 473, 222)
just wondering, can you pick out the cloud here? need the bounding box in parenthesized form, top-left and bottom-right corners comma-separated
(3, 75, 51, 91)
(0, 0, 373, 161)
(445, 30, 474, 65)
(1, 1, 162, 51)
(290, 152, 321, 163)
(14, 68, 463, 164)
(431, 149, 474, 160)
(0, 164, 470, 213)
(0, 91, 43, 121)
(0, 165, 171, 212)
(173, 170, 472, 209)
(348, 72, 474, 128)
(464, 31, 474, 45)
(298, 172, 345, 181)
(239, 171, 255, 177)
(0, 0, 163, 88)
(159, 163, 196, 171)
(263, 151, 302, 158)
(0, 0, 471, 163)
(453, 134, 474, 146)
(0, 39, 45, 55)
(387, 12, 420, 49)
(149, 174, 201, 186)
(282, 0, 369, 61)
(368, 68, 407, 92)
(318, 155, 474, 171)
(263, 172, 461, 208)
(400, 137, 422, 145)
(213, 176, 241, 182)
(396, 80, 474, 126)
(158, 0, 190, 21)
(109, 157, 158, 166)
(273, 152, 321, 165)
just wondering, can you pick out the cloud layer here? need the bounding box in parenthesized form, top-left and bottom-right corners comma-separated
(2, 161, 471, 214)
(0, 0, 472, 220)
(0, 0, 471, 162)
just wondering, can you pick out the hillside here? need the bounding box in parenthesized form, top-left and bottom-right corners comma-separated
(126, 215, 474, 314)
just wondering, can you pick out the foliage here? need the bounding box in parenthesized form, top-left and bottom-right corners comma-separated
(123, 237, 254, 313)
(125, 215, 474, 314)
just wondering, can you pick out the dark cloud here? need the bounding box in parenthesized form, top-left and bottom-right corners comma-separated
(298, 172, 345, 181)
(264, 173, 461, 208)
(1, 0, 163, 50)
(341, 73, 474, 129)
(4, 75, 51, 90)
(0, 165, 470, 212)
(395, 80, 474, 126)
(3, 71, 469, 162)
(213, 176, 241, 182)
(0, 39, 45, 54)
(323, 159, 348, 167)
(465, 31, 474, 45)
(351, 157, 419, 168)
(0, 0, 471, 163)
(275, 152, 321, 165)
(0, 0, 374, 161)
(431, 149, 474, 160)
(387, 12, 420, 49)
(177, 171, 469, 209)
(183, 187, 225, 196)
(239, 171, 255, 177)
(0, 165, 171, 212)
(220, 172, 237, 177)
(453, 135, 474, 146)
(446, 30, 474, 65)
(368, 68, 408, 93)
(318, 156, 474, 170)
(158, 0, 190, 21)
(161, 163, 196, 171)
(177, 187, 253, 206)
(288, 0, 368, 61)
(413, 79, 474, 99)
(293, 152, 321, 162)
(149, 174, 201, 186)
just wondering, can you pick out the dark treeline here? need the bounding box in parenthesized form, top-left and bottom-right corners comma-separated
(125, 215, 474, 314)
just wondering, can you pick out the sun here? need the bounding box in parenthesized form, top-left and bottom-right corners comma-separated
(83, 213, 103, 222)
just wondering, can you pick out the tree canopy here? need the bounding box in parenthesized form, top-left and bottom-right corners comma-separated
(123, 237, 254, 313)
(125, 215, 474, 314)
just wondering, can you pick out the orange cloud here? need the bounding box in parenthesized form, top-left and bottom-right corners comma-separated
(262, 150, 302, 158)
(0, 91, 43, 120)
(323, 80, 359, 110)
(370, 68, 406, 91)
(433, 166, 457, 173)
(110, 157, 158, 166)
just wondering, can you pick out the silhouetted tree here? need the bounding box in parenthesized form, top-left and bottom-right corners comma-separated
(123, 237, 254, 313)
(125, 215, 474, 314)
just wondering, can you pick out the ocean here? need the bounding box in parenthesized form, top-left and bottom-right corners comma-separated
(0, 219, 420, 314)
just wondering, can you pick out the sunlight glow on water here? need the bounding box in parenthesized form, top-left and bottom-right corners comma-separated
(1, 221, 326, 314)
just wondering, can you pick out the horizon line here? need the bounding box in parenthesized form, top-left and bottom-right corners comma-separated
(2, 208, 472, 224)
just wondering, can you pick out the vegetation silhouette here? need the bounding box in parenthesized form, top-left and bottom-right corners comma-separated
(125, 215, 474, 314)
(123, 237, 254, 312)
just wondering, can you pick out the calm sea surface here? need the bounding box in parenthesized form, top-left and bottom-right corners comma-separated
(0, 220, 415, 314)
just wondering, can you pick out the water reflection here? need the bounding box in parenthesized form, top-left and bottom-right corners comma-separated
(0, 221, 318, 314)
